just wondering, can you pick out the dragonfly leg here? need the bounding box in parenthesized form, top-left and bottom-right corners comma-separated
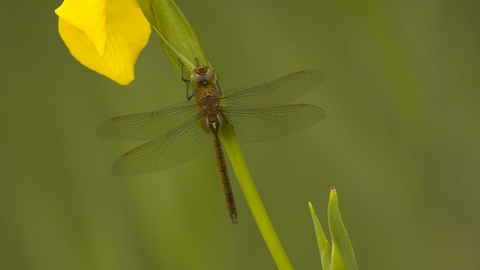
(178, 58, 193, 100)
(216, 74, 223, 95)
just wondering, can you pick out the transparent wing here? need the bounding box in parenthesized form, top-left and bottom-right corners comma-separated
(97, 100, 199, 141)
(220, 104, 326, 143)
(221, 70, 325, 109)
(112, 116, 212, 176)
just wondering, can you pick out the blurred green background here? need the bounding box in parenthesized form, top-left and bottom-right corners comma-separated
(1, 0, 480, 269)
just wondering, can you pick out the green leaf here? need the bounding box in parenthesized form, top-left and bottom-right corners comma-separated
(137, 0, 209, 78)
(328, 188, 358, 270)
(308, 202, 332, 270)
(310, 189, 358, 270)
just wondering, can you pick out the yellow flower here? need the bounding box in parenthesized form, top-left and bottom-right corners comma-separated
(55, 0, 151, 85)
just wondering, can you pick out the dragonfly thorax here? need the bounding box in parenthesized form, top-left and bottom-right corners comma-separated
(194, 83, 220, 101)
(199, 93, 223, 134)
(194, 77, 223, 134)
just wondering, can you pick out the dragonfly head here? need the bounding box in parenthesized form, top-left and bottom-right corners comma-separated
(191, 65, 215, 85)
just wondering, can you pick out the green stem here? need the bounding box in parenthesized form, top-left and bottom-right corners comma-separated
(222, 138, 293, 270)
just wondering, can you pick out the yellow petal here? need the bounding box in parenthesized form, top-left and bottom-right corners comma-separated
(55, 0, 151, 85)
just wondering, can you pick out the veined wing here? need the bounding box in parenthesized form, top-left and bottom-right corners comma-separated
(221, 70, 325, 109)
(220, 104, 326, 143)
(112, 115, 211, 176)
(97, 100, 198, 141)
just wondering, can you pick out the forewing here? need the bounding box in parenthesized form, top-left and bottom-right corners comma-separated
(97, 100, 199, 141)
(221, 70, 325, 109)
(112, 116, 212, 176)
(220, 104, 326, 143)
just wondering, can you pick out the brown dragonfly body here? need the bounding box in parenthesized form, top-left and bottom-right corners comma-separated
(97, 62, 326, 224)
(190, 65, 237, 223)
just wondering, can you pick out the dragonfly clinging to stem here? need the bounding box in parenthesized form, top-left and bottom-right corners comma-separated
(97, 60, 326, 224)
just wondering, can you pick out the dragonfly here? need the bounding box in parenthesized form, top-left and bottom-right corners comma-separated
(97, 61, 326, 224)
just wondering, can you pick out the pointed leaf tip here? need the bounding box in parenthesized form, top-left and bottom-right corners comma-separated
(328, 190, 358, 270)
(309, 202, 332, 270)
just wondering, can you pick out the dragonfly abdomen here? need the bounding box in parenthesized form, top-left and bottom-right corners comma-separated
(213, 133, 237, 224)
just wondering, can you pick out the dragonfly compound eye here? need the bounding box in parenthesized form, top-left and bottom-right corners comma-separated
(190, 67, 215, 85)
